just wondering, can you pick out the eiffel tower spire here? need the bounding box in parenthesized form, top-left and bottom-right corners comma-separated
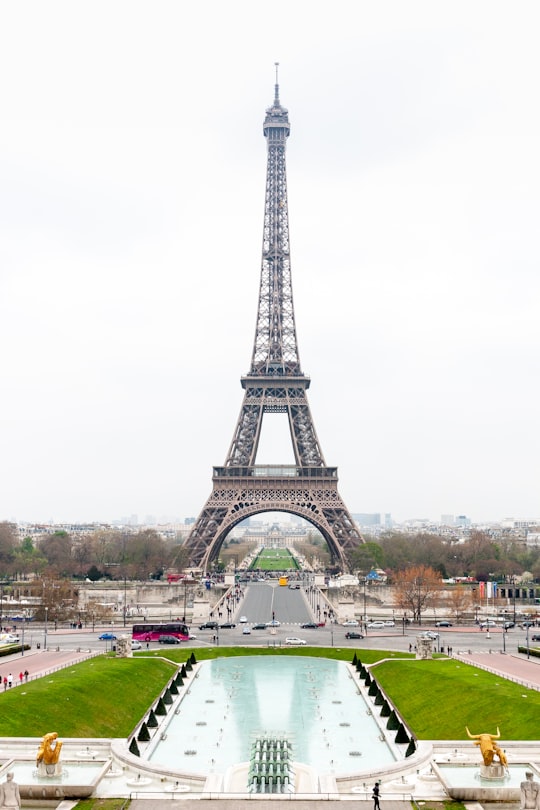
(250, 63, 299, 378)
(185, 74, 363, 573)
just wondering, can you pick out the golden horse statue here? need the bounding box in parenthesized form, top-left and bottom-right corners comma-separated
(466, 727, 508, 767)
(36, 732, 63, 767)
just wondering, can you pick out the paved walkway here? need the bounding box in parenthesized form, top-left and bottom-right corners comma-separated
(453, 651, 540, 690)
(130, 802, 413, 810)
(0, 648, 97, 691)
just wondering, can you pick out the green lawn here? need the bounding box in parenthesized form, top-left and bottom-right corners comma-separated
(372, 657, 540, 739)
(0, 656, 176, 737)
(250, 548, 299, 571)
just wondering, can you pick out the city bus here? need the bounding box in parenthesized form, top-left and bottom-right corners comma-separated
(132, 621, 190, 642)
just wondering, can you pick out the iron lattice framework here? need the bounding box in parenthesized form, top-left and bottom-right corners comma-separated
(186, 76, 363, 572)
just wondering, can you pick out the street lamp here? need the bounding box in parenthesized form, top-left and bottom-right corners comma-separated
(123, 574, 127, 627)
(527, 624, 530, 659)
(44, 607, 48, 650)
(363, 577, 367, 627)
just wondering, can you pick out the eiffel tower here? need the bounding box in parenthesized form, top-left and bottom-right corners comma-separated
(186, 71, 363, 573)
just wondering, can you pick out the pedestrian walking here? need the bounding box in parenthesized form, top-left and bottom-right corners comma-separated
(18, 672, 23, 685)
(372, 781, 381, 810)
(3, 677, 6, 691)
(24, 670, 29, 682)
(7, 673, 13, 688)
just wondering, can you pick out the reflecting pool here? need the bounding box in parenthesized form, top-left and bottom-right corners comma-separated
(149, 656, 396, 775)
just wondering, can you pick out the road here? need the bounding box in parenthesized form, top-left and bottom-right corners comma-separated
(14, 620, 534, 656)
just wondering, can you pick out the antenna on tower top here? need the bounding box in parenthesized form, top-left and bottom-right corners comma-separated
(274, 62, 280, 104)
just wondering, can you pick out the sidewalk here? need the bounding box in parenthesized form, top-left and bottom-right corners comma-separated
(454, 650, 540, 691)
(0, 648, 98, 691)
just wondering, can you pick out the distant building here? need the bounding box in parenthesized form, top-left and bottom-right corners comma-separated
(353, 513, 381, 527)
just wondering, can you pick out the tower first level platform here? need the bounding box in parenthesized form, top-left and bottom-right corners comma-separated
(186, 465, 361, 575)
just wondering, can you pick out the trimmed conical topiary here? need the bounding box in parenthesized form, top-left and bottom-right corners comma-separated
(175, 673, 184, 687)
(190, 652, 197, 665)
(364, 672, 372, 687)
(359, 665, 367, 679)
(170, 681, 178, 695)
(138, 722, 150, 742)
(386, 710, 399, 730)
(395, 723, 409, 744)
(368, 680, 378, 696)
(129, 737, 140, 757)
(155, 697, 167, 716)
(405, 739, 416, 757)
(147, 709, 158, 728)
(380, 700, 391, 717)
(352, 653, 358, 666)
(163, 688, 173, 705)
(374, 690, 384, 706)
(185, 658, 193, 671)
(180, 664, 188, 678)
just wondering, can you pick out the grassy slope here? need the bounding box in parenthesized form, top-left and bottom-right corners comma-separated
(0, 656, 176, 737)
(372, 657, 540, 739)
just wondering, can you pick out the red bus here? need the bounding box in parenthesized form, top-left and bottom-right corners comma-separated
(132, 621, 190, 642)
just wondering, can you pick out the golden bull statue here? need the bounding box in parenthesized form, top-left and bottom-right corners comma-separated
(36, 732, 63, 768)
(466, 727, 508, 767)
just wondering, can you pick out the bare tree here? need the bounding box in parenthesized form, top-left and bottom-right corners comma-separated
(448, 584, 471, 623)
(393, 564, 441, 624)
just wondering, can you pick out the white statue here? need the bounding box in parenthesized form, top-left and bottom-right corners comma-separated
(0, 772, 21, 809)
(520, 771, 540, 810)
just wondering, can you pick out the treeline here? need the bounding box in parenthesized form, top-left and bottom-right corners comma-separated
(0, 522, 190, 582)
(350, 529, 540, 581)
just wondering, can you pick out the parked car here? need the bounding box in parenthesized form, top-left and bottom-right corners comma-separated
(0, 634, 20, 644)
(253, 623, 267, 630)
(285, 637, 306, 645)
(421, 631, 439, 640)
(480, 620, 497, 628)
(435, 621, 453, 627)
(342, 619, 359, 626)
(503, 621, 515, 629)
(220, 622, 236, 629)
(384, 620, 395, 627)
(531, 634, 540, 642)
(131, 640, 142, 650)
(98, 632, 117, 641)
(242, 626, 251, 634)
(300, 622, 319, 629)
(239, 616, 248, 623)
(345, 631, 363, 639)
(367, 621, 385, 629)
(521, 621, 536, 629)
(199, 621, 219, 630)
(158, 635, 180, 644)
(266, 620, 281, 627)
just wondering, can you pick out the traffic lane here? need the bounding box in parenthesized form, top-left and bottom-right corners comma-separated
(235, 582, 312, 625)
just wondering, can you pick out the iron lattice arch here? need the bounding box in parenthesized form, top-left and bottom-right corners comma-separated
(187, 467, 362, 574)
(185, 77, 363, 572)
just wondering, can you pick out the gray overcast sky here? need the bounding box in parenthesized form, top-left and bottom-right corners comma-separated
(1, 0, 539, 526)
